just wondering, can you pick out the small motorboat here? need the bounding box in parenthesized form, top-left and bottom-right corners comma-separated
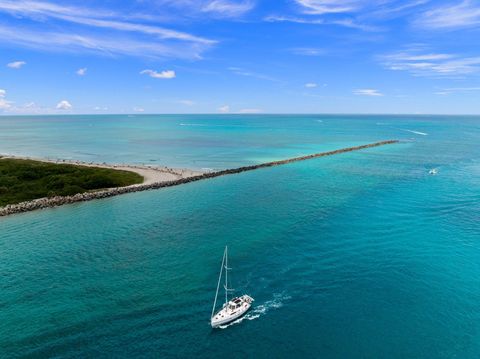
(429, 168, 438, 175)
(210, 246, 254, 328)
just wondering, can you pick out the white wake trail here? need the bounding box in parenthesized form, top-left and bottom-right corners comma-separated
(401, 129, 428, 136)
(218, 293, 291, 329)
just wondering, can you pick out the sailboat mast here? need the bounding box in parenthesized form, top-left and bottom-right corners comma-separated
(211, 247, 226, 319)
(225, 246, 228, 305)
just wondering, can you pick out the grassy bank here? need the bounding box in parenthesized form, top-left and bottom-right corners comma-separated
(0, 158, 143, 206)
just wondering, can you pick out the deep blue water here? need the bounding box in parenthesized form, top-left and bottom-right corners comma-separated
(1, 115, 479, 358)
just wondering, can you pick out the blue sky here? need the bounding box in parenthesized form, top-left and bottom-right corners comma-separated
(1, 0, 480, 115)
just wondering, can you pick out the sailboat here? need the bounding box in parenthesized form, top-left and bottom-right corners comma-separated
(211, 246, 254, 328)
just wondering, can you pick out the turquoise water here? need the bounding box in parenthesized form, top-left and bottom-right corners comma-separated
(0, 114, 430, 169)
(1, 115, 479, 358)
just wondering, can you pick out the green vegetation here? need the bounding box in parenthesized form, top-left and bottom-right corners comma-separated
(0, 158, 143, 206)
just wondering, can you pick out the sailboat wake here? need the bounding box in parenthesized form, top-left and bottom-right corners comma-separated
(218, 293, 291, 329)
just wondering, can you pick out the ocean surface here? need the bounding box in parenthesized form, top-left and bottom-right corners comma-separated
(1, 114, 479, 358)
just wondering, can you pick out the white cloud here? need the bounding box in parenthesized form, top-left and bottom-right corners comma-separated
(228, 66, 279, 82)
(133, 107, 145, 112)
(2, 102, 46, 114)
(0, 25, 209, 60)
(218, 105, 230, 113)
(264, 14, 380, 31)
(0, 88, 11, 109)
(0, 0, 215, 59)
(0, 1, 213, 44)
(434, 87, 480, 95)
(237, 108, 263, 113)
(7, 60, 26, 69)
(294, 0, 361, 15)
(294, 0, 426, 16)
(369, 0, 429, 18)
(202, 0, 254, 17)
(156, 0, 254, 18)
(140, 69, 176, 79)
(178, 99, 195, 106)
(267, 0, 427, 31)
(24, 102, 36, 108)
(265, 15, 325, 24)
(416, 0, 480, 29)
(305, 82, 318, 88)
(353, 89, 384, 96)
(1, 99, 85, 114)
(445, 87, 480, 91)
(76, 67, 87, 76)
(290, 47, 326, 56)
(381, 49, 480, 77)
(56, 100, 72, 110)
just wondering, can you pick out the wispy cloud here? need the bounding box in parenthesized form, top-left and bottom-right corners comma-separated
(434, 86, 480, 95)
(305, 82, 318, 88)
(415, 0, 480, 30)
(265, 15, 326, 24)
(7, 60, 26, 69)
(368, 0, 430, 19)
(264, 14, 379, 31)
(0, 25, 208, 59)
(202, 0, 254, 17)
(267, 0, 427, 31)
(294, 0, 361, 15)
(153, 0, 254, 18)
(0, 0, 215, 59)
(178, 99, 195, 106)
(381, 48, 480, 77)
(353, 88, 384, 96)
(294, 0, 428, 16)
(228, 66, 279, 82)
(140, 69, 176, 79)
(0, 1, 212, 43)
(290, 47, 326, 56)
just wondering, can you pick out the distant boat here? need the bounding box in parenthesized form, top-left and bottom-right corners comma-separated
(429, 168, 438, 175)
(211, 246, 253, 328)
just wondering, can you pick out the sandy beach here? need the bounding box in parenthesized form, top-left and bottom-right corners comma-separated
(0, 154, 205, 185)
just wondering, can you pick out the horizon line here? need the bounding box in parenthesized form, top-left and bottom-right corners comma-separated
(1, 113, 480, 117)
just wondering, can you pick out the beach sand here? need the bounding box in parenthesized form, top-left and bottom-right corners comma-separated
(0, 155, 205, 185)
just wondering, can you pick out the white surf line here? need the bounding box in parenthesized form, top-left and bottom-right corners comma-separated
(401, 129, 428, 136)
(375, 122, 428, 136)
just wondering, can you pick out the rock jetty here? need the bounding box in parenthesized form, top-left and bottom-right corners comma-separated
(0, 140, 399, 217)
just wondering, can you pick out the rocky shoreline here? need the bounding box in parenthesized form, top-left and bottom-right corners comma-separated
(0, 140, 399, 217)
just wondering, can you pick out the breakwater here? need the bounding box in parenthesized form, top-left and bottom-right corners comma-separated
(0, 140, 398, 217)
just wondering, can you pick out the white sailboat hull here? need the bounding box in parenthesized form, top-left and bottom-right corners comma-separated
(211, 295, 254, 328)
